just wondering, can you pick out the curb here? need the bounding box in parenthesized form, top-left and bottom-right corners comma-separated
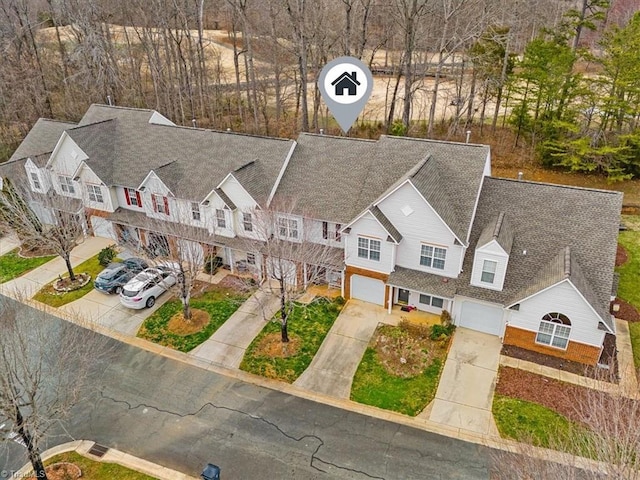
(12, 440, 199, 480)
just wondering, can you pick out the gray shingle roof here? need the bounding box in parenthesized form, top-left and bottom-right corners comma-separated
(477, 212, 514, 254)
(8, 118, 76, 164)
(369, 205, 403, 243)
(456, 178, 621, 330)
(214, 188, 236, 210)
(388, 266, 457, 299)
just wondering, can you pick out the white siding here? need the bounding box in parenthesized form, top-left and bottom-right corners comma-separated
(24, 159, 50, 193)
(48, 135, 86, 198)
(307, 219, 344, 248)
(508, 280, 606, 347)
(79, 165, 113, 212)
(140, 172, 175, 221)
(471, 243, 509, 291)
(115, 186, 145, 212)
(218, 175, 261, 239)
(149, 111, 176, 126)
(344, 212, 393, 274)
(377, 182, 464, 278)
(396, 288, 449, 314)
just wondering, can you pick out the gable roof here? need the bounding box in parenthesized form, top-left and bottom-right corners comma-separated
(477, 212, 514, 254)
(9, 118, 76, 164)
(457, 178, 621, 330)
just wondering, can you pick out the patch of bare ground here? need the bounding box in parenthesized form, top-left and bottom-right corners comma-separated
(616, 243, 629, 266)
(612, 297, 640, 322)
(167, 308, 210, 335)
(373, 321, 449, 377)
(27, 462, 81, 480)
(254, 332, 301, 358)
(218, 274, 253, 291)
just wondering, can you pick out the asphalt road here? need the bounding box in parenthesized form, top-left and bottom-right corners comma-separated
(1, 299, 494, 479)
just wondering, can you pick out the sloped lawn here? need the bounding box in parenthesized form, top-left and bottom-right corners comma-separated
(33, 253, 104, 307)
(137, 285, 250, 352)
(350, 322, 452, 416)
(39, 451, 158, 480)
(240, 297, 342, 383)
(0, 249, 55, 283)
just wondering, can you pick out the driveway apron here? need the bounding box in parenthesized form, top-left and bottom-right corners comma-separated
(425, 328, 502, 436)
(293, 300, 384, 399)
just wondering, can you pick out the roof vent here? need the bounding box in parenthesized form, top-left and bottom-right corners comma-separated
(192, 118, 197, 128)
(319, 128, 324, 135)
(106, 95, 113, 106)
(517, 171, 523, 181)
(522, 249, 527, 255)
(465, 130, 471, 143)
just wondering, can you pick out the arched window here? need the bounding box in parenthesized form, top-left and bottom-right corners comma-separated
(536, 313, 571, 350)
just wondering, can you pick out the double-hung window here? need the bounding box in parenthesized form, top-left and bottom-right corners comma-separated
(191, 202, 201, 221)
(243, 213, 253, 232)
(30, 172, 41, 190)
(216, 209, 226, 228)
(481, 260, 497, 284)
(278, 217, 298, 239)
(126, 188, 141, 207)
(152, 194, 170, 215)
(357, 237, 381, 261)
(59, 175, 75, 194)
(87, 184, 103, 203)
(419, 294, 445, 309)
(420, 245, 446, 270)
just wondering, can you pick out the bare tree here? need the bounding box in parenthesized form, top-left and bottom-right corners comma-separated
(241, 199, 343, 342)
(0, 179, 85, 281)
(0, 295, 109, 480)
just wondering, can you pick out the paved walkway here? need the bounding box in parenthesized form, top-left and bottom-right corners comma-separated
(424, 328, 502, 436)
(190, 287, 281, 368)
(0, 233, 20, 256)
(294, 299, 393, 398)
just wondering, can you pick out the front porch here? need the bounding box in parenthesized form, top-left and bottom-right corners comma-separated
(388, 305, 441, 326)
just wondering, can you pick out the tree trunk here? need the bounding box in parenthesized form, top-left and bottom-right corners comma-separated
(279, 278, 289, 343)
(64, 254, 76, 282)
(16, 406, 47, 480)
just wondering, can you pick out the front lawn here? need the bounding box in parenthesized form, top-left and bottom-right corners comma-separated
(350, 322, 451, 416)
(617, 230, 640, 311)
(0, 249, 55, 283)
(32, 253, 104, 307)
(240, 297, 342, 383)
(39, 451, 158, 479)
(137, 285, 250, 352)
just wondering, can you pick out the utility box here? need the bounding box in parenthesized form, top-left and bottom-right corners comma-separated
(201, 463, 221, 480)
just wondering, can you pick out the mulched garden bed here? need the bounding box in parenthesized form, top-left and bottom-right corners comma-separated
(616, 243, 629, 267)
(611, 297, 640, 322)
(501, 341, 618, 383)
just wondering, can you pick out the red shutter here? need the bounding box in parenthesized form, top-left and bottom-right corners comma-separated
(163, 196, 170, 216)
(135, 191, 142, 207)
(125, 188, 131, 205)
(152, 194, 157, 212)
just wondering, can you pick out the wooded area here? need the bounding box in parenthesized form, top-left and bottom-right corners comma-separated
(0, 0, 639, 179)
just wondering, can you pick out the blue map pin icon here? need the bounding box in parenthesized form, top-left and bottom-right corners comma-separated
(318, 56, 373, 134)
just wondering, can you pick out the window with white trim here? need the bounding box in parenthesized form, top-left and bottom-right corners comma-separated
(246, 253, 256, 265)
(278, 217, 298, 239)
(216, 209, 226, 228)
(536, 313, 571, 349)
(87, 184, 103, 203)
(243, 212, 253, 232)
(420, 245, 446, 270)
(357, 237, 381, 261)
(481, 260, 497, 283)
(126, 188, 141, 207)
(191, 202, 201, 221)
(419, 294, 444, 308)
(152, 194, 169, 215)
(59, 175, 75, 194)
(30, 172, 41, 190)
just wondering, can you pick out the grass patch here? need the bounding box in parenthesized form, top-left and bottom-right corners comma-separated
(32, 253, 105, 307)
(492, 394, 580, 449)
(350, 323, 450, 416)
(0, 249, 55, 283)
(617, 230, 640, 310)
(629, 322, 640, 371)
(137, 286, 250, 352)
(240, 298, 342, 383)
(40, 451, 157, 479)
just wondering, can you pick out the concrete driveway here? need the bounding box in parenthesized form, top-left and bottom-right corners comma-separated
(294, 299, 391, 398)
(425, 328, 502, 436)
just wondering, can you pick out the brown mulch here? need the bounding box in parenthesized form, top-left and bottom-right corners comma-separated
(495, 366, 590, 423)
(167, 308, 210, 335)
(254, 332, 301, 358)
(612, 297, 640, 322)
(616, 243, 629, 267)
(26, 463, 81, 480)
(501, 342, 618, 383)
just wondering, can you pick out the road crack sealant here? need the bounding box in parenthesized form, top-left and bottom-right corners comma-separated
(98, 390, 386, 479)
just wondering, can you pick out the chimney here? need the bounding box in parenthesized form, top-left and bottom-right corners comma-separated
(106, 95, 113, 106)
(465, 130, 471, 143)
(517, 171, 523, 181)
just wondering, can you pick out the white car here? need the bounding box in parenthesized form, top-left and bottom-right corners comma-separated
(119, 264, 179, 309)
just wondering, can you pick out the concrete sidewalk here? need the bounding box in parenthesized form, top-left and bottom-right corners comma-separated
(293, 300, 391, 398)
(190, 286, 281, 368)
(424, 328, 502, 436)
(0, 233, 20, 256)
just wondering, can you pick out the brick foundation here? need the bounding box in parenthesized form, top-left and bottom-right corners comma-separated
(344, 265, 390, 307)
(503, 325, 602, 365)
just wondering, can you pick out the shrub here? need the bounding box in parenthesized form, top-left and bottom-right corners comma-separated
(334, 296, 346, 305)
(430, 323, 456, 341)
(204, 255, 223, 274)
(98, 245, 117, 266)
(440, 309, 452, 326)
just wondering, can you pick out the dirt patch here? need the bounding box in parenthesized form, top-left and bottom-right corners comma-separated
(612, 297, 640, 322)
(167, 308, 210, 335)
(26, 462, 81, 480)
(501, 343, 618, 383)
(218, 274, 254, 291)
(254, 331, 301, 358)
(373, 322, 449, 378)
(18, 244, 55, 258)
(616, 243, 629, 266)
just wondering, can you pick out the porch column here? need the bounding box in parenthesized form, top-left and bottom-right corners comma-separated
(388, 286, 393, 314)
(228, 247, 235, 274)
(303, 263, 308, 290)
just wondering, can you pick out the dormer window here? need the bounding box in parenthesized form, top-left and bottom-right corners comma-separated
(191, 202, 201, 221)
(152, 194, 170, 215)
(30, 172, 41, 190)
(481, 260, 497, 284)
(59, 175, 75, 194)
(125, 188, 142, 207)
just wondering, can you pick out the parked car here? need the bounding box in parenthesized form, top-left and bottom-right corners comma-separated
(94, 258, 148, 294)
(119, 263, 179, 309)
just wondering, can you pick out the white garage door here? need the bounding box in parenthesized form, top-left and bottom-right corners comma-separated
(90, 216, 116, 240)
(459, 301, 504, 336)
(351, 275, 385, 306)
